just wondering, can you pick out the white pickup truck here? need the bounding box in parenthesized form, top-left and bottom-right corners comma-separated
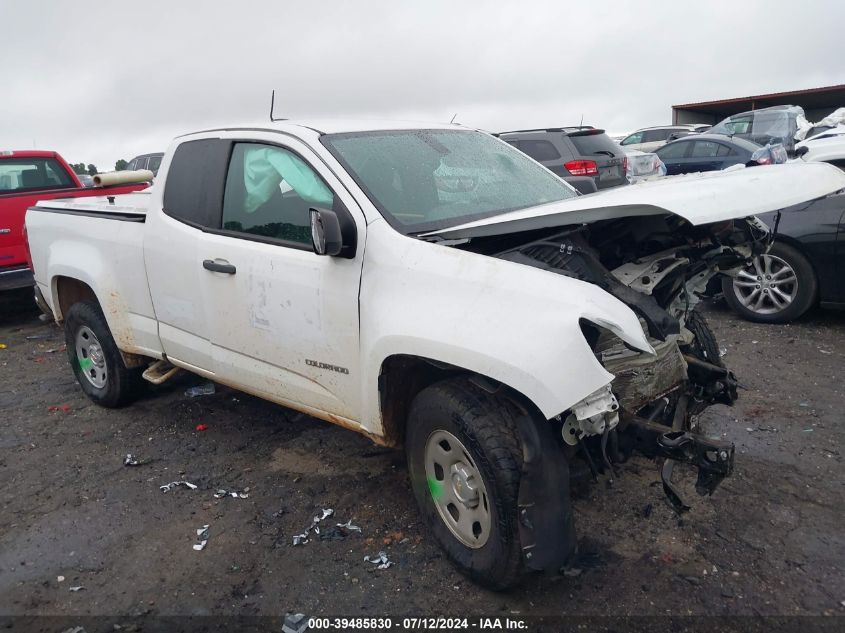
(25, 120, 845, 588)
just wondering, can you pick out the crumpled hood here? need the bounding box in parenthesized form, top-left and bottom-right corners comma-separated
(426, 162, 845, 240)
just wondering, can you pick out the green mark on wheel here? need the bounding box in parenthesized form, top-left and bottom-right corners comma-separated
(79, 357, 93, 370)
(427, 476, 444, 500)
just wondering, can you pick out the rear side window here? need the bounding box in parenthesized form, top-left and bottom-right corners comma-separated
(148, 155, 162, 173)
(691, 141, 720, 158)
(517, 139, 561, 162)
(163, 139, 231, 228)
(642, 129, 671, 143)
(222, 143, 334, 246)
(656, 141, 691, 160)
(0, 157, 74, 192)
(716, 144, 735, 157)
(568, 132, 620, 156)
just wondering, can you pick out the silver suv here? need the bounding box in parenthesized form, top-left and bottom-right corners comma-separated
(620, 125, 710, 153)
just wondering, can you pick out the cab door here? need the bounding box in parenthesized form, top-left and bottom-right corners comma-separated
(197, 137, 366, 421)
(144, 138, 231, 372)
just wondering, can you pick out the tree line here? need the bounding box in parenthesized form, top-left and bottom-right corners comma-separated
(69, 159, 129, 175)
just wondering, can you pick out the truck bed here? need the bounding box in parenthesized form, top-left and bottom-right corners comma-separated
(25, 189, 163, 358)
(30, 188, 151, 218)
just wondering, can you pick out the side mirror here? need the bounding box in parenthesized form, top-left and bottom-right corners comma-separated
(310, 207, 356, 258)
(794, 145, 809, 159)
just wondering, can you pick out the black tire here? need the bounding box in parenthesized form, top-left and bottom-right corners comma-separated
(722, 242, 817, 323)
(64, 300, 144, 407)
(406, 377, 524, 590)
(684, 308, 723, 367)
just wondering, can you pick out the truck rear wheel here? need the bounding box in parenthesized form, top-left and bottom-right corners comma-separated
(406, 377, 524, 590)
(63, 300, 144, 407)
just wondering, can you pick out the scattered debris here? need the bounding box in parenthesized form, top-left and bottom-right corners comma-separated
(336, 519, 362, 532)
(319, 526, 348, 541)
(803, 428, 814, 433)
(195, 424, 209, 432)
(214, 488, 249, 499)
(57, 575, 65, 582)
(562, 567, 583, 578)
(25, 334, 51, 340)
(194, 525, 209, 551)
(69, 586, 86, 592)
(48, 404, 71, 413)
(44, 345, 66, 354)
(291, 508, 334, 546)
(819, 349, 832, 355)
(123, 454, 149, 467)
(185, 382, 216, 398)
(364, 551, 393, 570)
(0, 343, 6, 349)
(159, 481, 198, 492)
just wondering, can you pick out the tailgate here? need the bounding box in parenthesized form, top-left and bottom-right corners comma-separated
(568, 130, 627, 189)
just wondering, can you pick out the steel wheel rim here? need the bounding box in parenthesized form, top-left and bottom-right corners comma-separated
(424, 429, 491, 549)
(75, 325, 108, 388)
(732, 254, 798, 315)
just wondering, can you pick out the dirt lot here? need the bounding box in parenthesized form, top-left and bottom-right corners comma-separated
(1, 287, 843, 626)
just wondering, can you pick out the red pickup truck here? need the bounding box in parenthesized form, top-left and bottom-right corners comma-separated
(0, 150, 150, 292)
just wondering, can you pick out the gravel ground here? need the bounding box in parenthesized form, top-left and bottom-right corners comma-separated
(1, 287, 843, 627)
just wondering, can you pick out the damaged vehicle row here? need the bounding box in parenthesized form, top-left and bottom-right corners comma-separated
(24, 121, 845, 588)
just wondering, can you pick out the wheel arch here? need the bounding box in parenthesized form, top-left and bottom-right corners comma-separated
(51, 275, 147, 368)
(52, 275, 99, 322)
(376, 354, 546, 449)
(770, 236, 821, 293)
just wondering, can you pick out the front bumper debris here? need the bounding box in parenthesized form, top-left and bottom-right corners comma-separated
(657, 430, 734, 513)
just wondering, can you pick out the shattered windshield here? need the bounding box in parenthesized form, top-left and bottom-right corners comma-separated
(321, 129, 577, 234)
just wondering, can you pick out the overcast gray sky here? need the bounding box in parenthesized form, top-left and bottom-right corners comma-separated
(2, 0, 843, 170)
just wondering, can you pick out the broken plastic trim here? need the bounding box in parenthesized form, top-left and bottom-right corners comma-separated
(561, 384, 620, 446)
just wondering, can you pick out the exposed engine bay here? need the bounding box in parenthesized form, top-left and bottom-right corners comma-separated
(458, 212, 770, 511)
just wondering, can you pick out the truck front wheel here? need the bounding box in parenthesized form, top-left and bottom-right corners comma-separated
(63, 300, 144, 407)
(406, 378, 524, 590)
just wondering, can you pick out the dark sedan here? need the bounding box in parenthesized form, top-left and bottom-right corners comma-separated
(655, 133, 768, 175)
(721, 192, 845, 322)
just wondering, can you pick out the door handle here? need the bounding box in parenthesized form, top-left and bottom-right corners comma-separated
(203, 259, 236, 274)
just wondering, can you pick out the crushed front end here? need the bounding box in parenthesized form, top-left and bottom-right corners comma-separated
(485, 212, 769, 511)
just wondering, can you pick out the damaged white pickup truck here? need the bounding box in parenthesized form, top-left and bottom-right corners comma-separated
(25, 121, 845, 589)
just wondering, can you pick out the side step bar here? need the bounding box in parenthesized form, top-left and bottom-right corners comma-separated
(142, 359, 181, 385)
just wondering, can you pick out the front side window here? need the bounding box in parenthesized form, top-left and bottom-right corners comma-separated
(322, 130, 577, 234)
(222, 143, 334, 245)
(621, 132, 643, 145)
(0, 157, 74, 192)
